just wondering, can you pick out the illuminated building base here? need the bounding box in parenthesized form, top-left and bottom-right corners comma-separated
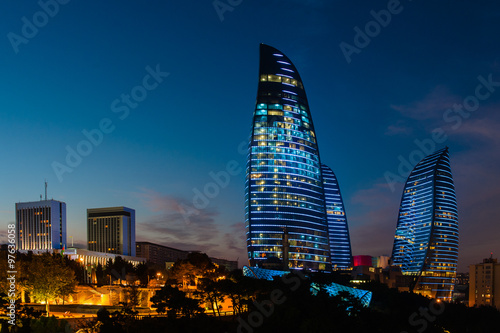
(243, 266, 372, 307)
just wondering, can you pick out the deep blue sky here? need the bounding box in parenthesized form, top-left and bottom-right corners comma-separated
(1, 0, 499, 271)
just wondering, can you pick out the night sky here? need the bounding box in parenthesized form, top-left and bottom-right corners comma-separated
(1, 0, 499, 272)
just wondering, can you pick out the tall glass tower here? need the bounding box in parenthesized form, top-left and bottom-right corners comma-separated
(322, 164, 353, 269)
(245, 44, 330, 271)
(391, 147, 459, 301)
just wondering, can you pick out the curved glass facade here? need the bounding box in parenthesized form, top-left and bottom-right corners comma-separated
(391, 147, 459, 301)
(322, 164, 353, 269)
(242, 266, 372, 307)
(245, 44, 330, 271)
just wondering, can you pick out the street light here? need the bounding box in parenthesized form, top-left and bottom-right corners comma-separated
(79, 257, 85, 283)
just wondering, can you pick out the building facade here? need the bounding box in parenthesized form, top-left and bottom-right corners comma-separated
(136, 241, 188, 266)
(322, 164, 352, 269)
(391, 147, 459, 301)
(469, 257, 500, 310)
(87, 207, 136, 256)
(245, 44, 330, 270)
(210, 257, 238, 272)
(16, 200, 66, 250)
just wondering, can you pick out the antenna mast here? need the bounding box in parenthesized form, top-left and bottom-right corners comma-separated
(44, 180, 47, 201)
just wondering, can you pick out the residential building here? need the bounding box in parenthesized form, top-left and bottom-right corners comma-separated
(135, 241, 188, 266)
(469, 257, 500, 309)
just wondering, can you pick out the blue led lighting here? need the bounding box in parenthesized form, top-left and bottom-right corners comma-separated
(391, 147, 458, 301)
(247, 44, 352, 271)
(243, 266, 372, 307)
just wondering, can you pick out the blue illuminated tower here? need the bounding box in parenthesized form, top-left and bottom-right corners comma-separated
(245, 44, 330, 271)
(391, 147, 459, 301)
(322, 164, 353, 269)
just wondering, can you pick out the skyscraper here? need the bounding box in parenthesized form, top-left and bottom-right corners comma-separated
(87, 206, 136, 256)
(322, 164, 353, 269)
(391, 147, 459, 301)
(245, 44, 330, 271)
(16, 199, 67, 251)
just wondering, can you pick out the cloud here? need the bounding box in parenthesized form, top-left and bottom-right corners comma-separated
(348, 181, 401, 257)
(385, 120, 413, 136)
(451, 110, 500, 144)
(134, 188, 245, 262)
(449, 115, 500, 267)
(391, 85, 460, 121)
(350, 106, 500, 271)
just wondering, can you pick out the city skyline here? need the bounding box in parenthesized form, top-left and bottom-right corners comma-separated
(1, 1, 500, 271)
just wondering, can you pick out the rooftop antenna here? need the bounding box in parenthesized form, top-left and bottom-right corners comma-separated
(44, 180, 47, 201)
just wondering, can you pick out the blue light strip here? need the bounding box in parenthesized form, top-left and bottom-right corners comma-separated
(243, 266, 372, 307)
(391, 147, 458, 301)
(246, 45, 330, 271)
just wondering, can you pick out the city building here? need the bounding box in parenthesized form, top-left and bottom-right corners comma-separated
(16, 199, 66, 250)
(243, 266, 372, 307)
(64, 248, 145, 284)
(210, 257, 238, 271)
(322, 164, 352, 270)
(353, 255, 375, 268)
(455, 272, 469, 285)
(391, 147, 459, 301)
(353, 255, 390, 269)
(245, 44, 330, 271)
(136, 241, 188, 266)
(136, 241, 238, 271)
(87, 207, 136, 256)
(469, 257, 500, 310)
(351, 265, 408, 290)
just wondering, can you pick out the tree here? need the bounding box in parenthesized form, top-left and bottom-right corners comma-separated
(122, 285, 141, 310)
(0, 249, 27, 302)
(168, 252, 227, 288)
(215, 276, 252, 316)
(196, 278, 225, 316)
(95, 263, 106, 285)
(23, 253, 77, 315)
(105, 256, 135, 284)
(151, 285, 204, 318)
(30, 315, 69, 333)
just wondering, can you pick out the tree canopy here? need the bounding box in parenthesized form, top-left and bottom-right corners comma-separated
(22, 253, 76, 315)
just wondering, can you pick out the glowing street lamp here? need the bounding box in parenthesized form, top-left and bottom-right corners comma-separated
(79, 257, 85, 283)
